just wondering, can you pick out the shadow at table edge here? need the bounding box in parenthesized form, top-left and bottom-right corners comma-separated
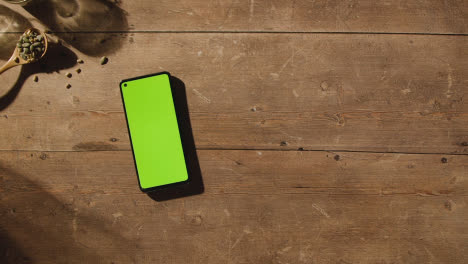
(0, 227, 30, 264)
(0, 43, 77, 111)
(0, 164, 138, 263)
(147, 76, 204, 202)
(0, 67, 26, 112)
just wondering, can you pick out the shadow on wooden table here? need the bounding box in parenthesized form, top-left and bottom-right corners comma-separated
(0, 165, 137, 263)
(0, 229, 29, 264)
(24, 0, 128, 56)
(0, 42, 77, 111)
(147, 76, 205, 202)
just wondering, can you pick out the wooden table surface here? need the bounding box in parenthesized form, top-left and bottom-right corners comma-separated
(1, 1, 467, 263)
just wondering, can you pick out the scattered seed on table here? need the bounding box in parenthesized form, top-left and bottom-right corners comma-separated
(66, 84, 72, 89)
(76, 68, 81, 74)
(100, 56, 108, 65)
(77, 59, 84, 64)
(66, 72, 72, 78)
(33, 76, 39, 82)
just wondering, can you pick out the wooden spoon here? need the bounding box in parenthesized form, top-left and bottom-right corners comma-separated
(0, 28, 48, 74)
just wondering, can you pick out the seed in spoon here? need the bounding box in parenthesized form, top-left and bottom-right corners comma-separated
(66, 72, 72, 78)
(17, 29, 46, 62)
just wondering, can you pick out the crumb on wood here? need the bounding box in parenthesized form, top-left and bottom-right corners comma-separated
(100, 56, 109, 65)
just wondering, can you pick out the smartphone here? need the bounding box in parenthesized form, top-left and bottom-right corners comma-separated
(120, 72, 189, 192)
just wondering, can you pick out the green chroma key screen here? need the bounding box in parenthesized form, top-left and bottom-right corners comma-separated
(120, 72, 189, 192)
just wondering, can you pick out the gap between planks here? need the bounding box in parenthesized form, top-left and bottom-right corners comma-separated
(0, 148, 467, 156)
(1, 30, 468, 36)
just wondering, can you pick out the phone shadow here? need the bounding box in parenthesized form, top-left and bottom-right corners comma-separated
(147, 76, 204, 202)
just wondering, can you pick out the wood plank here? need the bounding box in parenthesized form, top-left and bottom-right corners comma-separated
(0, 150, 466, 196)
(2, 0, 468, 34)
(1, 110, 468, 154)
(1, 33, 467, 153)
(1, 150, 467, 263)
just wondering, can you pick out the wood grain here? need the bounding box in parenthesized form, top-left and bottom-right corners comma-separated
(1, 0, 468, 34)
(1, 150, 467, 263)
(1, 1, 467, 263)
(1, 33, 467, 153)
(0, 150, 466, 196)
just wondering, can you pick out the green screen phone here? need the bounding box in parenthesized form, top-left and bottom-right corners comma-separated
(120, 72, 189, 192)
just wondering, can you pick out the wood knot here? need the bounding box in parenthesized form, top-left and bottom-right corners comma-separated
(444, 201, 452, 211)
(320, 81, 329, 91)
(441, 157, 448, 163)
(190, 215, 202, 225)
(334, 155, 340, 161)
(40, 153, 47, 160)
